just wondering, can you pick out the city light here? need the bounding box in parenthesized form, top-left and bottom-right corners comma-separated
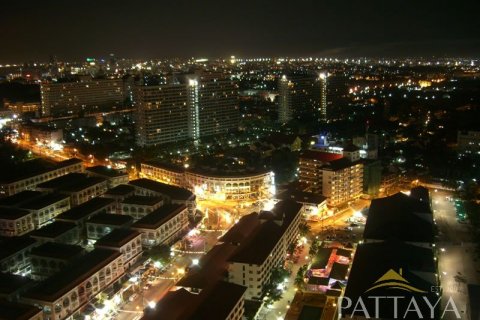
(148, 301, 156, 309)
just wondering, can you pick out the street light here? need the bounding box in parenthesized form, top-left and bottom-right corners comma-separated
(148, 301, 156, 309)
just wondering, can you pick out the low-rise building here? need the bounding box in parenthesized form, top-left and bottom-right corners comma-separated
(132, 204, 189, 248)
(29, 221, 81, 245)
(85, 166, 129, 188)
(0, 300, 43, 320)
(95, 228, 143, 270)
(0, 237, 38, 274)
(86, 213, 133, 241)
(22, 248, 124, 320)
(29, 242, 85, 280)
(0, 272, 35, 301)
(276, 189, 327, 220)
(36, 173, 108, 206)
(0, 191, 43, 208)
(20, 193, 71, 229)
(129, 179, 196, 217)
(0, 207, 35, 237)
(120, 195, 163, 220)
(55, 197, 115, 238)
(102, 185, 136, 214)
(143, 281, 246, 320)
(0, 158, 83, 197)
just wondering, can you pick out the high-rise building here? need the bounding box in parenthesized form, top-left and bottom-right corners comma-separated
(319, 72, 328, 122)
(40, 77, 124, 116)
(134, 73, 239, 146)
(277, 72, 326, 122)
(134, 83, 189, 146)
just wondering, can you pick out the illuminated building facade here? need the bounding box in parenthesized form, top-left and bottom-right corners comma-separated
(140, 161, 275, 200)
(40, 77, 124, 116)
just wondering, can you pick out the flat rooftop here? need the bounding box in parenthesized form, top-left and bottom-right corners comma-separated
(36, 172, 86, 190)
(61, 176, 106, 192)
(86, 213, 133, 226)
(29, 221, 77, 239)
(30, 242, 84, 260)
(0, 237, 37, 261)
(86, 165, 127, 178)
(0, 207, 32, 220)
(276, 190, 327, 205)
(0, 273, 34, 296)
(104, 184, 135, 196)
(95, 228, 141, 248)
(20, 193, 70, 210)
(0, 300, 42, 320)
(56, 197, 114, 221)
(132, 204, 186, 229)
(23, 248, 121, 302)
(121, 195, 163, 206)
(129, 178, 194, 201)
(0, 191, 43, 207)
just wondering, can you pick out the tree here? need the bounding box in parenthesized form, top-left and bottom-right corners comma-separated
(147, 245, 171, 265)
(299, 223, 311, 237)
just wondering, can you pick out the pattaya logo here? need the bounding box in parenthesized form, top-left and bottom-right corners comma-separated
(339, 268, 461, 319)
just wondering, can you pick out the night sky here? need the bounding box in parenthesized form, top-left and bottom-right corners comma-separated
(1, 0, 479, 63)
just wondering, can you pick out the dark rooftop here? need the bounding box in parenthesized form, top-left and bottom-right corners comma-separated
(0, 207, 31, 220)
(276, 190, 327, 205)
(0, 237, 37, 261)
(104, 184, 135, 196)
(310, 248, 333, 270)
(56, 197, 114, 222)
(363, 192, 434, 243)
(410, 186, 430, 203)
(300, 150, 343, 162)
(87, 213, 133, 226)
(30, 242, 84, 260)
(121, 195, 163, 206)
(129, 179, 194, 200)
(0, 300, 42, 320)
(329, 263, 349, 281)
(0, 158, 81, 184)
(86, 165, 127, 178)
(61, 176, 106, 193)
(23, 248, 121, 302)
(0, 273, 34, 296)
(95, 228, 141, 248)
(143, 161, 185, 174)
(29, 221, 77, 239)
(35, 172, 86, 190)
(0, 191, 43, 207)
(20, 193, 70, 210)
(323, 157, 360, 171)
(132, 204, 186, 229)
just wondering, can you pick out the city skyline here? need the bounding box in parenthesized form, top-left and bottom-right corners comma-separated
(1, 0, 480, 63)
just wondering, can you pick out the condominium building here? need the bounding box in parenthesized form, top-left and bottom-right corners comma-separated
(140, 161, 275, 201)
(277, 72, 323, 122)
(0, 158, 83, 197)
(22, 249, 124, 320)
(29, 221, 81, 245)
(134, 73, 239, 146)
(299, 151, 363, 206)
(85, 166, 129, 189)
(0, 208, 34, 237)
(20, 193, 71, 229)
(95, 228, 143, 270)
(120, 195, 163, 221)
(40, 77, 124, 116)
(132, 203, 189, 248)
(0, 237, 38, 274)
(86, 213, 133, 240)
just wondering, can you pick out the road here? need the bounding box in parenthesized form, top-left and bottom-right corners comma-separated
(433, 189, 480, 320)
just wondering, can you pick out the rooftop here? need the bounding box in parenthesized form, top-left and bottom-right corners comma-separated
(30, 242, 84, 260)
(61, 176, 106, 192)
(276, 190, 327, 205)
(0, 191, 43, 207)
(0, 273, 34, 296)
(0, 207, 32, 220)
(121, 195, 163, 206)
(95, 228, 141, 248)
(0, 237, 37, 261)
(36, 172, 86, 190)
(104, 184, 135, 196)
(363, 192, 434, 243)
(300, 150, 343, 162)
(323, 157, 360, 171)
(87, 213, 133, 226)
(20, 193, 70, 210)
(23, 248, 121, 302)
(86, 165, 128, 178)
(56, 197, 114, 222)
(29, 221, 77, 239)
(132, 204, 186, 229)
(129, 178, 194, 200)
(0, 300, 42, 320)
